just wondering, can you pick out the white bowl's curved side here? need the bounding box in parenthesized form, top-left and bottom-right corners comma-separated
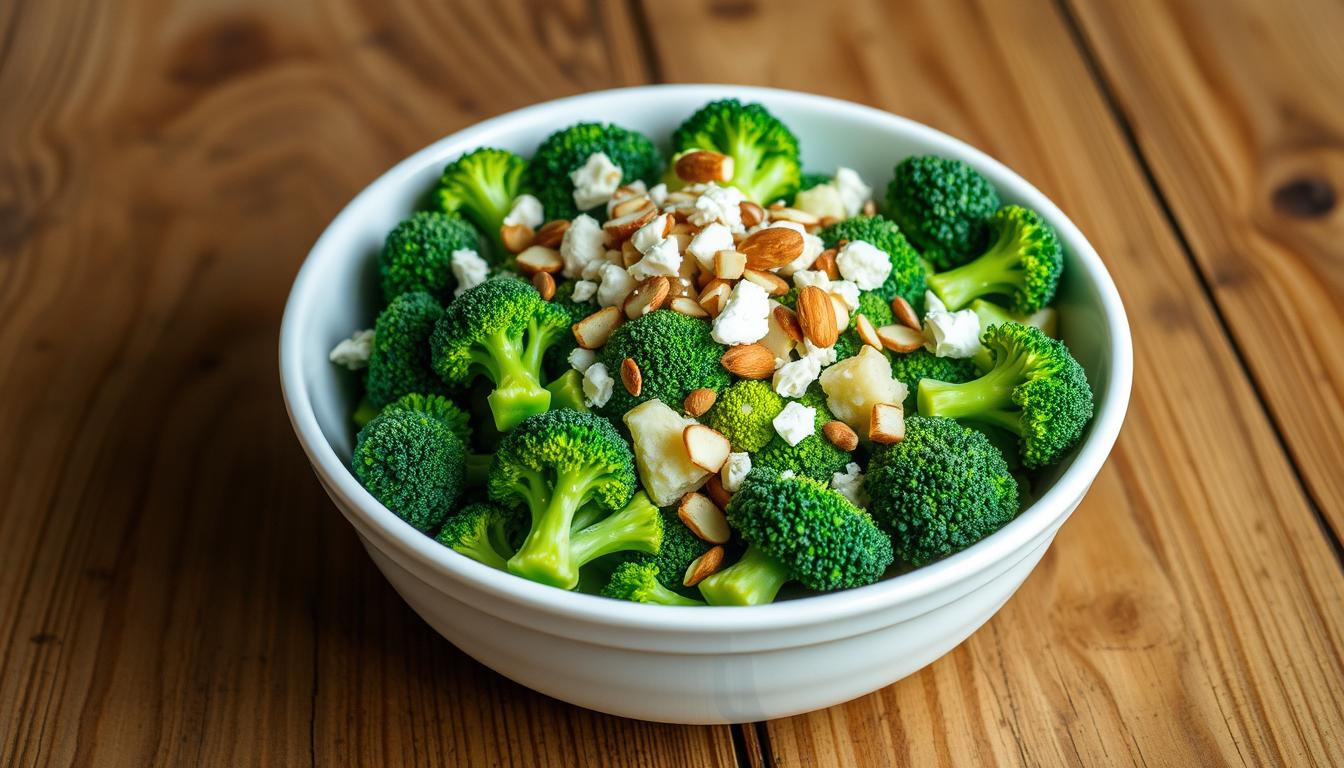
(279, 85, 1132, 722)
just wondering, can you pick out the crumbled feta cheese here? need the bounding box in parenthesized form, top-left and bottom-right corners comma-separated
(631, 215, 667, 254)
(647, 182, 668, 207)
(772, 354, 823, 398)
(722, 452, 752, 492)
(689, 183, 746, 231)
(779, 470, 796, 479)
(502, 194, 544, 229)
(628, 237, 682, 281)
(923, 305, 983, 359)
(792, 270, 831, 291)
(711, 279, 770, 345)
(329, 329, 374, 370)
(569, 347, 598, 373)
(687, 222, 734, 271)
(772, 401, 817, 446)
(834, 167, 872, 217)
(571, 279, 598, 303)
(582, 362, 614, 407)
(451, 249, 490, 296)
(836, 240, 892, 291)
(793, 183, 847, 220)
(769, 221, 825, 276)
(560, 214, 605, 278)
(801, 339, 838, 368)
(925, 290, 947, 315)
(570, 152, 623, 211)
(830, 280, 860, 311)
(597, 263, 636, 308)
(831, 462, 868, 508)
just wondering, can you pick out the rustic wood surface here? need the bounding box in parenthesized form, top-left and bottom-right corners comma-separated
(1, 0, 1340, 766)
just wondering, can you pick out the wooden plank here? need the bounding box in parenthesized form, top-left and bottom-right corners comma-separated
(1064, 0, 1344, 535)
(0, 1, 737, 766)
(639, 0, 1344, 764)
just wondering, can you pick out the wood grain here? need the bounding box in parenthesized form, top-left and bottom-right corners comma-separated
(0, 1, 738, 766)
(1064, 0, 1344, 534)
(640, 0, 1344, 765)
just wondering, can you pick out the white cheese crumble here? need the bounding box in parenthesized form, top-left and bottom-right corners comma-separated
(923, 304, 983, 359)
(627, 237, 682, 281)
(570, 152, 623, 211)
(834, 167, 872, 217)
(689, 183, 746, 231)
(582, 362, 614, 407)
(596, 263, 636, 308)
(329, 329, 374, 370)
(792, 269, 831, 291)
(647, 182, 668, 207)
(631, 215, 667, 254)
(780, 470, 796, 479)
(502, 194, 544, 229)
(798, 339, 838, 368)
(925, 290, 947, 314)
(831, 462, 868, 508)
(830, 280, 860, 312)
(722, 452, 752, 493)
(772, 401, 817, 446)
(793, 183, 847, 220)
(571, 279, 597, 303)
(451, 249, 490, 296)
(568, 347, 598, 373)
(560, 214, 605, 278)
(772, 354, 823, 398)
(711, 279, 770, 346)
(687, 222, 734, 271)
(836, 240, 892, 291)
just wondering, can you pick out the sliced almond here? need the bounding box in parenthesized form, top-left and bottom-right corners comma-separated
(698, 281, 732, 317)
(713, 249, 747, 280)
(622, 275, 671, 319)
(683, 387, 717, 417)
(720, 343, 775, 379)
(610, 194, 655, 220)
(532, 271, 556, 301)
(854, 313, 881, 349)
(695, 268, 715, 290)
(862, 200, 877, 216)
(514, 245, 563, 275)
(822, 420, 859, 452)
(573, 306, 624, 349)
(830, 293, 850, 332)
(670, 222, 699, 236)
(620, 357, 642, 397)
(604, 204, 658, 243)
(813, 248, 839, 279)
(870, 403, 906, 444)
(670, 296, 709, 318)
(675, 150, 735, 183)
(767, 206, 820, 227)
(796, 286, 839, 347)
(876, 323, 925, 353)
(891, 296, 920, 330)
(678, 493, 731, 544)
(683, 545, 725, 587)
(818, 215, 840, 229)
(534, 219, 570, 249)
(500, 223, 535, 254)
(772, 305, 804, 343)
(620, 238, 641, 268)
(738, 227, 805, 270)
(739, 200, 766, 228)
(683, 424, 731, 473)
(703, 473, 733, 509)
(742, 268, 789, 297)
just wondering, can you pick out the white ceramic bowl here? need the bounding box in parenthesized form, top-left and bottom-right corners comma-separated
(279, 85, 1132, 724)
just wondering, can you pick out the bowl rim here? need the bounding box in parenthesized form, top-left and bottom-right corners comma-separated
(279, 84, 1133, 634)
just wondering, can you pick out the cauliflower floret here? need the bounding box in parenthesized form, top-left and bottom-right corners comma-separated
(772, 401, 817, 446)
(571, 279, 597, 302)
(834, 167, 872, 217)
(686, 222, 734, 271)
(502, 194, 544, 229)
(818, 345, 907, 439)
(582, 362, 614, 407)
(451, 249, 490, 296)
(560, 214, 605, 278)
(830, 462, 869, 508)
(329, 329, 374, 370)
(793, 183, 847, 220)
(836, 240, 892, 291)
(711, 279, 770, 346)
(568, 347, 598, 373)
(624, 399, 710, 506)
(596, 263, 636, 308)
(627, 237, 682, 281)
(571, 152, 623, 211)
(721, 451, 752, 492)
(690, 183, 746, 231)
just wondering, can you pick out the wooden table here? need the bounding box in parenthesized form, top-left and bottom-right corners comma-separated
(3, 0, 1341, 764)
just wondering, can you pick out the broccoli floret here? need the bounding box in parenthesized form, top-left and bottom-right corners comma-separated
(706, 380, 785, 453)
(366, 292, 448, 407)
(797, 172, 833, 194)
(597, 309, 730, 418)
(598, 508, 713, 597)
(865, 416, 1018, 565)
(543, 280, 597, 380)
(525, 123, 661, 220)
(434, 502, 524, 570)
(381, 392, 471, 445)
(378, 211, 484, 303)
(926, 206, 1063, 314)
(430, 278, 570, 432)
(967, 298, 1057, 370)
(353, 408, 466, 532)
(698, 468, 892, 605)
(886, 156, 1002, 270)
(602, 561, 704, 606)
(818, 215, 927, 307)
(669, 99, 801, 205)
(890, 349, 978, 408)
(544, 369, 589, 412)
(753, 388, 850, 482)
(489, 410, 638, 588)
(917, 323, 1093, 468)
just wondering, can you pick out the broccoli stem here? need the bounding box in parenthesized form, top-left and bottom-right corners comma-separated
(917, 354, 1031, 435)
(452, 534, 509, 571)
(642, 582, 705, 606)
(927, 236, 1023, 310)
(697, 544, 792, 606)
(476, 329, 552, 432)
(570, 496, 661, 567)
(507, 465, 605, 589)
(570, 503, 605, 533)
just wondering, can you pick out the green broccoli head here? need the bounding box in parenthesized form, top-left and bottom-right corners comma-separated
(698, 468, 893, 605)
(379, 211, 484, 303)
(435, 148, 528, 261)
(602, 561, 704, 606)
(796, 172, 833, 196)
(524, 122, 662, 220)
(366, 291, 448, 407)
(706, 380, 785, 453)
(889, 349, 979, 408)
(753, 388, 851, 482)
(865, 416, 1019, 566)
(818, 215, 927, 307)
(886, 155, 1002, 270)
(353, 408, 466, 532)
(430, 278, 571, 432)
(670, 99, 801, 205)
(381, 392, 471, 445)
(434, 502, 525, 570)
(917, 322, 1093, 468)
(597, 310, 731, 418)
(926, 205, 1063, 313)
(489, 409, 637, 589)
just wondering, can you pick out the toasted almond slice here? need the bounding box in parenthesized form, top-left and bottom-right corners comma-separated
(876, 323, 925, 353)
(610, 194, 655, 220)
(742, 268, 789, 297)
(515, 245, 563, 275)
(670, 222, 698, 236)
(675, 150, 735, 183)
(720, 343, 775, 379)
(683, 387, 717, 417)
(683, 424, 731, 473)
(818, 215, 840, 229)
(703, 473, 733, 509)
(739, 200, 765, 228)
(683, 545, 725, 587)
(870, 403, 906, 444)
(604, 204, 658, 243)
(891, 295, 920, 330)
(534, 219, 570, 249)
(699, 281, 732, 317)
(678, 492, 731, 544)
(501, 223, 535, 254)
(738, 227, 805, 270)
(622, 275, 671, 319)
(830, 293, 850, 332)
(620, 238, 641, 268)
(772, 305, 804, 343)
(862, 200, 877, 216)
(767, 206, 820, 227)
(620, 357, 642, 396)
(796, 286, 839, 347)
(822, 420, 859, 451)
(854, 313, 881, 349)
(670, 296, 709, 318)
(532, 271, 556, 301)
(813, 248, 839, 279)
(695, 268, 715, 290)
(573, 306, 624, 349)
(713, 249, 747, 280)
